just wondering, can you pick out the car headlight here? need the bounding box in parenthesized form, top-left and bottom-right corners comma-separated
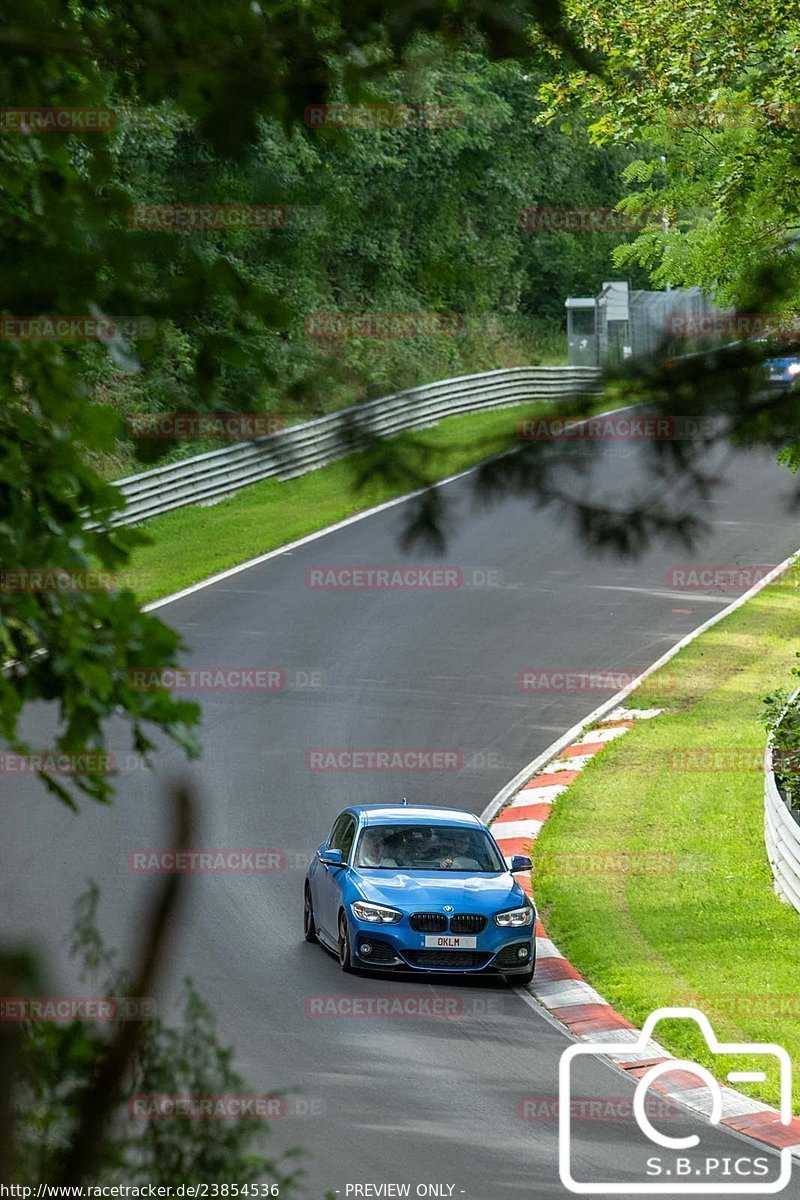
(494, 905, 534, 928)
(350, 900, 403, 924)
(789, 362, 800, 377)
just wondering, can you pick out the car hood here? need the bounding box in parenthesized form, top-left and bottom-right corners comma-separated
(351, 870, 529, 912)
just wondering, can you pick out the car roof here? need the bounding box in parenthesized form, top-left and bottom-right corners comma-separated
(351, 805, 484, 827)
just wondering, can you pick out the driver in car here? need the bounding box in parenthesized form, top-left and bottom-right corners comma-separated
(441, 831, 481, 870)
(392, 826, 430, 866)
(358, 830, 398, 868)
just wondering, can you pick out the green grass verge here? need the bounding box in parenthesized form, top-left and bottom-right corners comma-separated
(94, 327, 568, 480)
(532, 580, 800, 1110)
(123, 400, 572, 604)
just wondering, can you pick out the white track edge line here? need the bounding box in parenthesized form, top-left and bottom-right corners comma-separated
(494, 553, 800, 1151)
(480, 549, 800, 826)
(142, 462, 481, 612)
(141, 403, 640, 614)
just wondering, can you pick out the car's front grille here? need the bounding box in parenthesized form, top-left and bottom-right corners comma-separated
(409, 912, 447, 933)
(404, 950, 493, 969)
(450, 913, 486, 934)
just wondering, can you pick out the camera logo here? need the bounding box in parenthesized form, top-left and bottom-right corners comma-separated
(559, 1007, 793, 1194)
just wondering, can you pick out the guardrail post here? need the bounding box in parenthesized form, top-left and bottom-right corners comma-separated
(101, 366, 603, 528)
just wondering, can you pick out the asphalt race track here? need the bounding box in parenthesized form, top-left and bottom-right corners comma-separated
(4, 435, 800, 1198)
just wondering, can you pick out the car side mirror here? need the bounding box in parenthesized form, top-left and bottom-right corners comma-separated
(318, 846, 344, 867)
(509, 854, 532, 873)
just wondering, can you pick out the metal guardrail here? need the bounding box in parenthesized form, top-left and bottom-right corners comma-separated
(107, 365, 601, 527)
(765, 707, 800, 913)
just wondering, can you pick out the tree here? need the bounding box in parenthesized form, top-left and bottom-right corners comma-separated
(7, 882, 298, 1189)
(0, 0, 605, 810)
(381, 0, 800, 556)
(530, 0, 800, 306)
(0, 2, 614, 1187)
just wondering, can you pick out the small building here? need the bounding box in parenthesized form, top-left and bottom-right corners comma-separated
(566, 281, 720, 367)
(565, 297, 598, 367)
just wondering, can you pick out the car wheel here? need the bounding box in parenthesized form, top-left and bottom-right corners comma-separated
(303, 884, 317, 944)
(505, 962, 534, 987)
(337, 910, 354, 973)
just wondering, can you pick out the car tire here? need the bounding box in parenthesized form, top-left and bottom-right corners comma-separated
(505, 961, 534, 987)
(303, 884, 317, 944)
(337, 910, 355, 973)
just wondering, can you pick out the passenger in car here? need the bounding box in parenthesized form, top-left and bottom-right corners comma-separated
(358, 830, 398, 868)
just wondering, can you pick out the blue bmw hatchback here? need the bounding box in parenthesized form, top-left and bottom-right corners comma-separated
(765, 354, 800, 387)
(304, 804, 536, 983)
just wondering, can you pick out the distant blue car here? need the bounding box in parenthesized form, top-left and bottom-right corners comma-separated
(304, 804, 535, 983)
(765, 355, 800, 386)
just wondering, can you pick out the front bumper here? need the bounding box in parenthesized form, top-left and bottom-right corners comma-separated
(347, 915, 535, 975)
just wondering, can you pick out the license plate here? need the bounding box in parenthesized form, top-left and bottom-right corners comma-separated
(423, 934, 477, 949)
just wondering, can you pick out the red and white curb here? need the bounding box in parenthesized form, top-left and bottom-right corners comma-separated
(488, 708, 800, 1159)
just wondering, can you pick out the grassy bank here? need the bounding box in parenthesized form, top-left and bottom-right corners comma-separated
(123, 400, 562, 604)
(532, 579, 800, 1110)
(94, 324, 568, 481)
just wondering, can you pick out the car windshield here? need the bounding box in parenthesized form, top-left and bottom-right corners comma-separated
(354, 823, 506, 872)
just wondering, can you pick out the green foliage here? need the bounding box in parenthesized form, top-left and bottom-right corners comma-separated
(0, 4, 632, 807)
(533, 0, 800, 307)
(10, 885, 297, 1188)
(533, 581, 800, 1111)
(119, 400, 582, 604)
(3, 1, 794, 816)
(0, 386, 202, 809)
(81, 41, 634, 479)
(762, 688, 800, 814)
(762, 640, 800, 816)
